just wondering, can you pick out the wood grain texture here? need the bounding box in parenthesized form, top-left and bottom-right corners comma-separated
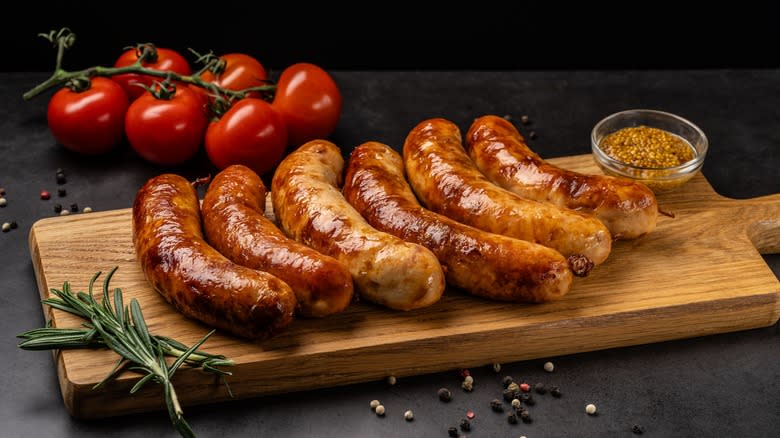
(28, 154, 780, 419)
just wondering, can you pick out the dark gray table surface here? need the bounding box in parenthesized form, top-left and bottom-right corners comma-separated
(1, 71, 778, 437)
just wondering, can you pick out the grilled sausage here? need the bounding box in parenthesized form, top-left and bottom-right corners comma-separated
(202, 164, 353, 317)
(344, 141, 574, 302)
(403, 118, 611, 267)
(132, 174, 296, 339)
(466, 115, 658, 239)
(271, 140, 445, 311)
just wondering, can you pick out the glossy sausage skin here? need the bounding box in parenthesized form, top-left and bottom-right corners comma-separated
(271, 140, 445, 311)
(466, 115, 658, 239)
(404, 118, 612, 266)
(202, 165, 354, 318)
(344, 141, 573, 302)
(132, 174, 296, 339)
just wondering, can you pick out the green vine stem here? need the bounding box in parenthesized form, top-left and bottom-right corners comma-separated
(23, 28, 275, 102)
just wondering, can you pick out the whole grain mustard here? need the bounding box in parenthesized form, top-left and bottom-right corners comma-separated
(600, 126, 695, 168)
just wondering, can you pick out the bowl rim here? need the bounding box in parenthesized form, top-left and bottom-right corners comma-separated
(591, 109, 708, 172)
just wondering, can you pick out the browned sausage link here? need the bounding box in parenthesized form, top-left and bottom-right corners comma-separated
(466, 115, 658, 239)
(344, 141, 573, 302)
(132, 174, 297, 339)
(271, 140, 445, 311)
(202, 164, 354, 318)
(403, 118, 612, 267)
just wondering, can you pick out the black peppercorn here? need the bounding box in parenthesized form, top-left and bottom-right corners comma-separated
(632, 424, 644, 434)
(447, 426, 458, 437)
(459, 418, 470, 431)
(56, 173, 67, 185)
(520, 410, 532, 423)
(437, 388, 452, 402)
(53, 204, 62, 213)
(551, 386, 562, 398)
(490, 399, 503, 412)
(58, 188, 67, 197)
(520, 392, 535, 406)
(502, 375, 514, 388)
(507, 412, 518, 424)
(503, 388, 516, 402)
(70, 203, 78, 212)
(10, 221, 18, 229)
(529, 131, 537, 139)
(534, 382, 546, 394)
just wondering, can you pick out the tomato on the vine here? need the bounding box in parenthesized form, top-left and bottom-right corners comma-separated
(205, 98, 287, 176)
(47, 77, 129, 155)
(125, 85, 207, 165)
(199, 53, 268, 95)
(112, 46, 191, 101)
(272, 63, 342, 147)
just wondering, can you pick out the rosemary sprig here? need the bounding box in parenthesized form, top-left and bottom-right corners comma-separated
(18, 267, 234, 437)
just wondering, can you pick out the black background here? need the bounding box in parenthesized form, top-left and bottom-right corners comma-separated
(2, 4, 779, 72)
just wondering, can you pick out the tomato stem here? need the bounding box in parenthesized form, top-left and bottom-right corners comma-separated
(23, 28, 277, 103)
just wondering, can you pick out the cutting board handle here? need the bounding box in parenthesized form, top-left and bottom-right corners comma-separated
(742, 193, 780, 254)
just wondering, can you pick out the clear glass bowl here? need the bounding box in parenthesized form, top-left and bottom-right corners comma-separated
(591, 109, 708, 193)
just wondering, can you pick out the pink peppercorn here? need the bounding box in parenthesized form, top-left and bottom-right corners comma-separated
(40, 190, 51, 200)
(520, 383, 531, 392)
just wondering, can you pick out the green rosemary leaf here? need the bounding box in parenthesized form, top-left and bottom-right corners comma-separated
(113, 287, 124, 328)
(130, 373, 156, 394)
(93, 357, 128, 390)
(130, 298, 152, 349)
(168, 330, 214, 379)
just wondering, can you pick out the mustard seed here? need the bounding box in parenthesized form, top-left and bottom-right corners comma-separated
(600, 125, 695, 168)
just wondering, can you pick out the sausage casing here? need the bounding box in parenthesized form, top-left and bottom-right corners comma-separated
(202, 165, 354, 317)
(344, 141, 573, 302)
(466, 115, 658, 239)
(271, 140, 445, 311)
(132, 174, 296, 339)
(403, 118, 612, 267)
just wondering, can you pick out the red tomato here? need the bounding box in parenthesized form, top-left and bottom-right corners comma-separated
(272, 63, 342, 147)
(47, 77, 129, 155)
(113, 46, 191, 101)
(125, 86, 207, 165)
(205, 99, 287, 175)
(199, 53, 268, 94)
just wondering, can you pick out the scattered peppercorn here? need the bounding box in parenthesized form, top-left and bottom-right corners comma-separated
(544, 361, 555, 372)
(490, 399, 504, 412)
(520, 115, 530, 125)
(53, 203, 62, 213)
(461, 380, 473, 392)
(585, 403, 597, 415)
(492, 363, 501, 373)
(520, 383, 530, 393)
(404, 410, 414, 421)
(70, 203, 78, 212)
(520, 410, 532, 423)
(534, 382, 546, 394)
(529, 131, 537, 140)
(503, 388, 517, 402)
(464, 375, 473, 385)
(10, 221, 18, 229)
(2, 222, 10, 233)
(507, 382, 520, 393)
(438, 388, 452, 402)
(507, 412, 518, 424)
(550, 386, 562, 398)
(520, 393, 535, 406)
(57, 188, 67, 197)
(511, 398, 521, 410)
(56, 172, 67, 185)
(40, 191, 51, 200)
(83, 207, 93, 213)
(0, 197, 6, 207)
(370, 399, 380, 411)
(632, 424, 645, 434)
(59, 209, 70, 216)
(447, 426, 459, 437)
(387, 375, 396, 385)
(466, 410, 475, 420)
(459, 418, 471, 431)
(0, 187, 5, 196)
(502, 376, 514, 388)
(375, 405, 386, 416)
(460, 369, 470, 378)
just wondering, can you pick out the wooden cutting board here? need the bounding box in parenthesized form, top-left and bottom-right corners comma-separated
(28, 154, 780, 419)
